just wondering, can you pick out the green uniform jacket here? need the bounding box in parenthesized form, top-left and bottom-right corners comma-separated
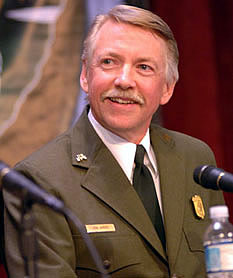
(4, 108, 224, 278)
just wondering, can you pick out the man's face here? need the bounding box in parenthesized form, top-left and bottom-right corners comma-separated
(80, 20, 175, 143)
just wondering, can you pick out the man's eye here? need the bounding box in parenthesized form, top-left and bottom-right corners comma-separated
(139, 64, 152, 71)
(102, 59, 113, 65)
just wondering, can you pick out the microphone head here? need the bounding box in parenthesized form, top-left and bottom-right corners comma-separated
(193, 165, 219, 190)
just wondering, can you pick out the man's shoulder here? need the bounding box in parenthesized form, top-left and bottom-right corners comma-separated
(150, 124, 214, 154)
(15, 128, 73, 173)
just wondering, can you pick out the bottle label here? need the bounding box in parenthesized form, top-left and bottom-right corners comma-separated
(205, 242, 233, 273)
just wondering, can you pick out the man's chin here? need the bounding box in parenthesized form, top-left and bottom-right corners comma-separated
(101, 120, 147, 143)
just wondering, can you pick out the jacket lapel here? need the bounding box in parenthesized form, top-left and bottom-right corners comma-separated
(150, 126, 186, 269)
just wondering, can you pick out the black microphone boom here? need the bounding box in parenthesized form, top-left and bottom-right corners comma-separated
(193, 165, 233, 192)
(0, 161, 110, 278)
(0, 161, 65, 213)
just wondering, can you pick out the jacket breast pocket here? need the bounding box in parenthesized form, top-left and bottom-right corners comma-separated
(73, 233, 142, 278)
(183, 224, 206, 253)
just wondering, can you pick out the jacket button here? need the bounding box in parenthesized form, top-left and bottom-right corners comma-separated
(103, 260, 111, 270)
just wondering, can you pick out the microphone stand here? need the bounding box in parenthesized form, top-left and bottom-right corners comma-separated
(20, 198, 38, 278)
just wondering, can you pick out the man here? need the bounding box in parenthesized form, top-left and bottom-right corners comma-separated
(4, 5, 224, 278)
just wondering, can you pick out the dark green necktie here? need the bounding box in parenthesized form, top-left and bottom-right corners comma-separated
(133, 144, 166, 250)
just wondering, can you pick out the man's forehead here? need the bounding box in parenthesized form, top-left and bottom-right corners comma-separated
(92, 21, 167, 57)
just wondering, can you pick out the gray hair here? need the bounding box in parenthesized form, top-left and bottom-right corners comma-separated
(82, 5, 179, 85)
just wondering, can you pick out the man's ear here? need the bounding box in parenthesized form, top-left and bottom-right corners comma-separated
(160, 81, 176, 106)
(80, 61, 88, 93)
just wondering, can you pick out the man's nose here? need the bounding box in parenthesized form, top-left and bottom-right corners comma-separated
(114, 65, 136, 90)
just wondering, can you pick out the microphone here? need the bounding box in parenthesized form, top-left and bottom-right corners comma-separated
(0, 161, 111, 277)
(193, 165, 233, 192)
(0, 161, 65, 213)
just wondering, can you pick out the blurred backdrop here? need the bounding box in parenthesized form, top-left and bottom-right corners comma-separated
(0, 0, 232, 276)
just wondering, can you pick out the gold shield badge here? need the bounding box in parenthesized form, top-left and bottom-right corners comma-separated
(192, 195, 205, 219)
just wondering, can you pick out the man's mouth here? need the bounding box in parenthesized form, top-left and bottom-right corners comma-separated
(108, 97, 136, 104)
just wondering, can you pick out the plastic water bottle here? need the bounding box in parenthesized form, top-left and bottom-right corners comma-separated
(203, 205, 233, 277)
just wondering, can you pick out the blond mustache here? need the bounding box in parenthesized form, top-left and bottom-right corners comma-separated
(101, 90, 145, 105)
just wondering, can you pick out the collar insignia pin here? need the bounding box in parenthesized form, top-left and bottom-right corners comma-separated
(76, 153, 87, 162)
(192, 195, 205, 219)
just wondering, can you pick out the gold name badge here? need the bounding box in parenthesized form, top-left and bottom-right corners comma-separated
(192, 195, 205, 219)
(85, 224, 116, 233)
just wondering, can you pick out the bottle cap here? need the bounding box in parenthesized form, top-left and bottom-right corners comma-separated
(209, 205, 229, 219)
